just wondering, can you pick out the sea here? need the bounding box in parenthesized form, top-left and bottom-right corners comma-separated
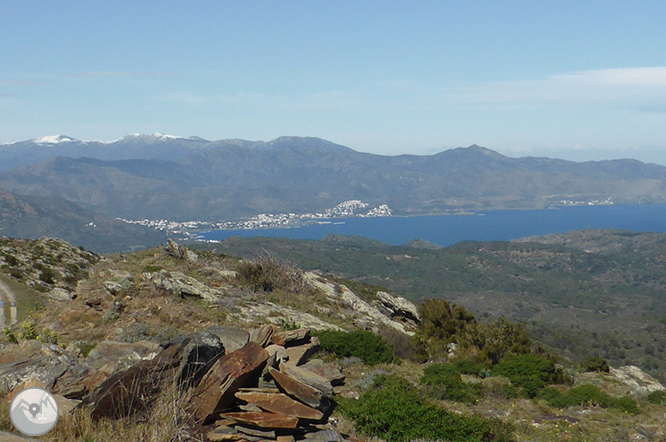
(199, 204, 666, 247)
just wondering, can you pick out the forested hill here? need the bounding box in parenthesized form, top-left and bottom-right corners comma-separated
(195, 230, 666, 381)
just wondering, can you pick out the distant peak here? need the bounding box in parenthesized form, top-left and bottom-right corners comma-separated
(124, 133, 186, 140)
(33, 135, 77, 144)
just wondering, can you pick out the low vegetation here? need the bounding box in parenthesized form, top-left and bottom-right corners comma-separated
(314, 329, 394, 366)
(338, 375, 514, 442)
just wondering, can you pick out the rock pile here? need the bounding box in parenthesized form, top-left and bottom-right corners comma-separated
(190, 326, 348, 442)
(2, 325, 354, 442)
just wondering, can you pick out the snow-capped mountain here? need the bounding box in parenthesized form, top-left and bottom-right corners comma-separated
(32, 135, 78, 144)
(0, 133, 213, 170)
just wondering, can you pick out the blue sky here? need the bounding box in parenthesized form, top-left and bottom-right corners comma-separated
(1, 1, 665, 162)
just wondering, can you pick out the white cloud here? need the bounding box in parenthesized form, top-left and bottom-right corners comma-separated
(446, 67, 666, 112)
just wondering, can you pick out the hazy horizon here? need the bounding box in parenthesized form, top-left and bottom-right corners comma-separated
(1, 2, 665, 162)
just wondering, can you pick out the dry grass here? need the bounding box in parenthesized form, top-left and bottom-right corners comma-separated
(46, 382, 203, 442)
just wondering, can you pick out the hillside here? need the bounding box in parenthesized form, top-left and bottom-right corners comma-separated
(1, 236, 665, 441)
(0, 187, 166, 253)
(2, 137, 666, 221)
(195, 230, 666, 382)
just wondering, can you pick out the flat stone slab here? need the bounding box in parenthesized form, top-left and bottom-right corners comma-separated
(272, 328, 310, 347)
(284, 339, 319, 366)
(250, 325, 275, 347)
(220, 411, 299, 429)
(235, 391, 323, 420)
(207, 326, 251, 353)
(268, 367, 324, 409)
(279, 363, 333, 396)
(301, 359, 345, 386)
(207, 425, 243, 441)
(192, 342, 269, 423)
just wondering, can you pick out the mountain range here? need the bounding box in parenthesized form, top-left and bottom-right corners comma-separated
(0, 187, 166, 253)
(2, 135, 666, 223)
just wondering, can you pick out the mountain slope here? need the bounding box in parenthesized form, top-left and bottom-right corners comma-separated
(194, 230, 666, 381)
(0, 187, 166, 253)
(2, 137, 666, 221)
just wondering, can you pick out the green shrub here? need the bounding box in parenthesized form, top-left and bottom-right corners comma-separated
(3, 254, 18, 266)
(77, 341, 97, 357)
(2, 327, 18, 344)
(492, 354, 567, 398)
(452, 358, 491, 377)
(142, 265, 163, 273)
(38, 267, 56, 284)
(581, 356, 610, 373)
(416, 298, 476, 357)
(338, 375, 514, 442)
(9, 268, 23, 279)
(420, 363, 481, 404)
(314, 329, 393, 365)
(102, 311, 120, 323)
(17, 321, 38, 341)
(541, 384, 639, 414)
(647, 390, 666, 405)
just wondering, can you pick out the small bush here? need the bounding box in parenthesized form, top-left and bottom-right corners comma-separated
(9, 268, 23, 279)
(581, 356, 610, 373)
(492, 354, 568, 398)
(39, 267, 56, 284)
(236, 255, 310, 294)
(314, 329, 394, 365)
(3, 254, 18, 266)
(18, 321, 38, 341)
(77, 341, 97, 357)
(452, 358, 491, 377)
(646, 390, 666, 405)
(103, 311, 120, 323)
(420, 363, 481, 404)
(2, 327, 18, 344)
(142, 265, 164, 273)
(118, 322, 152, 343)
(541, 384, 640, 414)
(338, 375, 514, 442)
(379, 327, 427, 362)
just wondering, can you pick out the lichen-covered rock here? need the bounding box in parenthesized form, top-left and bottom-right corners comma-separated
(0, 340, 77, 393)
(374, 291, 420, 326)
(304, 272, 414, 335)
(143, 270, 224, 302)
(610, 365, 666, 397)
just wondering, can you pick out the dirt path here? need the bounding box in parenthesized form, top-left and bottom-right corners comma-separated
(0, 278, 18, 326)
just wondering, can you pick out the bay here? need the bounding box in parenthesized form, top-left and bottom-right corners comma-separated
(199, 204, 666, 247)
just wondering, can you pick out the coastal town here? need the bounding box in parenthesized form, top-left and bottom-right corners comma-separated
(117, 200, 392, 237)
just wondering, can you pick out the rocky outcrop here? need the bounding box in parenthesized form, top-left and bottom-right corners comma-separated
(0, 340, 77, 393)
(165, 238, 199, 262)
(304, 272, 416, 335)
(191, 342, 270, 423)
(2, 325, 356, 442)
(102, 270, 133, 295)
(143, 270, 224, 302)
(610, 365, 666, 397)
(373, 291, 420, 327)
(235, 302, 343, 331)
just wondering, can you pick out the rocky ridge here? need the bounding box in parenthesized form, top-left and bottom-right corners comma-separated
(1, 325, 353, 442)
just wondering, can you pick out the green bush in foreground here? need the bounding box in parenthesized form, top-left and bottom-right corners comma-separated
(647, 390, 666, 405)
(492, 353, 568, 398)
(338, 375, 514, 442)
(420, 363, 481, 404)
(540, 384, 640, 414)
(580, 356, 610, 373)
(314, 329, 393, 365)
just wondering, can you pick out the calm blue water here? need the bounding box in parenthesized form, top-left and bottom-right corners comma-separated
(199, 204, 666, 247)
